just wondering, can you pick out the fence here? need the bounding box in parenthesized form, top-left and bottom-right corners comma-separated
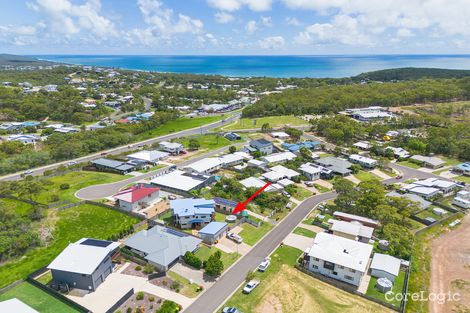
(148, 272, 167, 280)
(295, 265, 400, 312)
(0, 279, 23, 294)
(401, 258, 412, 313)
(105, 288, 134, 313)
(415, 210, 465, 236)
(0, 193, 47, 207)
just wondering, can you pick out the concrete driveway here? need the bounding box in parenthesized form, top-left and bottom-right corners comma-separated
(69, 263, 193, 313)
(216, 237, 251, 255)
(283, 233, 315, 251)
(171, 263, 215, 288)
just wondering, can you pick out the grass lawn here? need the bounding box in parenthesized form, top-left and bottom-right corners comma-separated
(291, 186, 313, 200)
(293, 227, 316, 238)
(194, 245, 240, 270)
(33, 171, 128, 204)
(238, 222, 274, 246)
(138, 163, 167, 173)
(313, 183, 330, 193)
(167, 271, 201, 298)
(455, 175, 470, 184)
(0, 204, 139, 288)
(440, 156, 462, 166)
(0, 282, 79, 313)
(432, 167, 449, 175)
(398, 160, 421, 169)
(214, 212, 229, 222)
(35, 271, 53, 285)
(416, 207, 449, 221)
(174, 133, 240, 152)
(354, 170, 380, 182)
(134, 116, 224, 141)
(366, 271, 406, 307)
(221, 115, 308, 131)
(224, 246, 391, 313)
(0, 198, 34, 216)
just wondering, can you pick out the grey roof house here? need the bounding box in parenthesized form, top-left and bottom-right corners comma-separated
(387, 191, 432, 210)
(124, 225, 202, 272)
(47, 238, 120, 291)
(249, 139, 274, 155)
(314, 156, 353, 176)
(370, 253, 401, 283)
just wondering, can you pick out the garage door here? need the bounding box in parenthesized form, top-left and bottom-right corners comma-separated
(94, 275, 104, 289)
(104, 266, 112, 278)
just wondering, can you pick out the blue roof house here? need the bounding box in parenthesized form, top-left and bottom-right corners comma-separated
(282, 141, 321, 153)
(198, 222, 228, 244)
(170, 198, 215, 229)
(454, 162, 470, 176)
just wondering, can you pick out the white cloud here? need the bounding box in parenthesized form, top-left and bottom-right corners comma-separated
(261, 16, 273, 27)
(245, 20, 258, 34)
(215, 11, 235, 24)
(397, 28, 413, 37)
(258, 36, 285, 50)
(285, 17, 302, 26)
(207, 0, 272, 12)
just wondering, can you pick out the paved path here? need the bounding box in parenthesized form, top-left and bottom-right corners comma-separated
(75, 143, 244, 200)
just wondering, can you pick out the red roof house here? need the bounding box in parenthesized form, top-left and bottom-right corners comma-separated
(113, 185, 160, 211)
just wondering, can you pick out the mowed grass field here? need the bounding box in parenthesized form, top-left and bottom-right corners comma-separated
(0, 282, 79, 313)
(0, 204, 139, 288)
(194, 245, 240, 269)
(174, 133, 241, 151)
(238, 222, 274, 246)
(224, 246, 392, 313)
(221, 115, 308, 131)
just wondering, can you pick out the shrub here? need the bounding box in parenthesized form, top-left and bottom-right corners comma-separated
(156, 300, 179, 313)
(183, 251, 202, 269)
(135, 265, 142, 271)
(59, 183, 70, 190)
(245, 271, 255, 282)
(126, 308, 132, 313)
(170, 281, 180, 290)
(136, 291, 144, 300)
(149, 296, 155, 302)
(204, 251, 224, 277)
(143, 263, 155, 274)
(49, 194, 60, 202)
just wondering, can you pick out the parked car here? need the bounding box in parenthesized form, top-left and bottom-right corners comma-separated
(169, 165, 177, 171)
(227, 233, 243, 244)
(305, 181, 315, 187)
(258, 257, 271, 272)
(23, 170, 33, 175)
(67, 161, 77, 166)
(222, 307, 242, 313)
(243, 280, 260, 294)
(168, 195, 177, 200)
(396, 175, 403, 179)
(100, 152, 108, 156)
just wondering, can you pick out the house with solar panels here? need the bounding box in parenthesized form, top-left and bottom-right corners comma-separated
(170, 198, 215, 229)
(213, 197, 238, 214)
(47, 238, 120, 291)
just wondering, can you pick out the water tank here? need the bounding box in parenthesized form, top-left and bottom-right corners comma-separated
(226, 215, 237, 223)
(376, 277, 393, 293)
(378, 240, 389, 251)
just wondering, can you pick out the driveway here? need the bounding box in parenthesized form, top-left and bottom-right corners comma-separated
(283, 233, 315, 251)
(69, 263, 193, 312)
(216, 237, 251, 255)
(171, 263, 215, 288)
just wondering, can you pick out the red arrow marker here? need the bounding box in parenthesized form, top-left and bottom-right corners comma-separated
(232, 182, 271, 215)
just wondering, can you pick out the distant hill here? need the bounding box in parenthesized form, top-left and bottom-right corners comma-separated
(0, 54, 57, 67)
(354, 67, 470, 81)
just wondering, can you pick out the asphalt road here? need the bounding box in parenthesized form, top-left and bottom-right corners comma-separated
(75, 142, 246, 200)
(0, 113, 241, 182)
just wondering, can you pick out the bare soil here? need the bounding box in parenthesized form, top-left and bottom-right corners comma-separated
(430, 214, 470, 313)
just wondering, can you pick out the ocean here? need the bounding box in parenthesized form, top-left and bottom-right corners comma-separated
(35, 54, 470, 78)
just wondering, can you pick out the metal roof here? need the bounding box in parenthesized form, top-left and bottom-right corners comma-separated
(0, 299, 39, 313)
(171, 198, 215, 217)
(370, 253, 401, 277)
(198, 222, 228, 235)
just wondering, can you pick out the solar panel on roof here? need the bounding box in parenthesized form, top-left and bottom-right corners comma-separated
(163, 228, 187, 238)
(80, 238, 112, 247)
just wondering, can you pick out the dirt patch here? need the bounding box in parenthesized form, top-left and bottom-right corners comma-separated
(121, 262, 148, 278)
(254, 265, 393, 313)
(430, 214, 470, 313)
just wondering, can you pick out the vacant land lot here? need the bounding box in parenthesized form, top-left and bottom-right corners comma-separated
(175, 133, 241, 152)
(224, 246, 392, 313)
(194, 245, 240, 269)
(354, 170, 381, 182)
(0, 204, 139, 288)
(239, 222, 274, 246)
(293, 227, 316, 238)
(222, 115, 308, 131)
(0, 282, 79, 313)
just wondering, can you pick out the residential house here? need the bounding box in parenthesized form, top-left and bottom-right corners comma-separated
(233, 151, 253, 161)
(150, 170, 215, 196)
(224, 132, 241, 141)
(403, 178, 458, 197)
(300, 163, 322, 181)
(198, 222, 228, 244)
(454, 162, 470, 176)
(410, 155, 446, 169)
(401, 185, 440, 199)
(218, 154, 245, 167)
(305, 232, 373, 287)
(159, 141, 184, 155)
(269, 165, 300, 179)
(262, 151, 297, 164)
(247, 159, 267, 168)
(370, 253, 401, 283)
(47, 238, 120, 291)
(91, 158, 140, 174)
(353, 141, 372, 150)
(171, 198, 215, 229)
(7, 134, 39, 144)
(386, 146, 410, 159)
(333, 211, 379, 228)
(124, 226, 201, 272)
(453, 190, 470, 209)
(183, 158, 223, 175)
(127, 150, 169, 165)
(314, 156, 353, 176)
(270, 131, 290, 139)
(329, 219, 374, 243)
(349, 154, 378, 169)
(213, 197, 238, 214)
(113, 185, 160, 211)
(0, 299, 39, 313)
(387, 191, 431, 210)
(249, 139, 273, 155)
(240, 177, 277, 192)
(262, 171, 285, 183)
(282, 141, 321, 153)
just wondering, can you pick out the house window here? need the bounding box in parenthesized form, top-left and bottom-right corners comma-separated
(349, 268, 356, 273)
(314, 257, 320, 262)
(338, 265, 344, 269)
(344, 275, 354, 281)
(323, 261, 335, 271)
(312, 265, 318, 269)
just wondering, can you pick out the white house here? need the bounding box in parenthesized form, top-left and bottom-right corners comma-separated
(262, 171, 285, 183)
(113, 185, 160, 211)
(453, 190, 470, 209)
(305, 232, 373, 287)
(270, 131, 290, 139)
(300, 163, 322, 181)
(183, 158, 223, 175)
(410, 178, 458, 194)
(240, 177, 276, 192)
(353, 141, 372, 150)
(329, 219, 374, 243)
(218, 153, 245, 167)
(247, 159, 267, 168)
(386, 146, 410, 159)
(349, 154, 378, 169)
(7, 134, 39, 145)
(402, 185, 440, 199)
(127, 150, 169, 164)
(262, 151, 297, 164)
(171, 198, 215, 229)
(0, 299, 39, 313)
(270, 165, 300, 179)
(370, 253, 401, 283)
(159, 141, 184, 155)
(410, 155, 446, 169)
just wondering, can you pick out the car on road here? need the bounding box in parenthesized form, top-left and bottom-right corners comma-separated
(169, 165, 177, 171)
(67, 161, 77, 166)
(396, 175, 403, 179)
(227, 233, 243, 244)
(23, 170, 33, 175)
(100, 152, 108, 156)
(242, 280, 259, 294)
(258, 257, 271, 272)
(222, 307, 242, 313)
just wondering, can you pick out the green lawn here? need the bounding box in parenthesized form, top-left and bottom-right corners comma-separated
(354, 170, 380, 182)
(455, 175, 470, 184)
(138, 163, 167, 173)
(291, 186, 313, 200)
(319, 153, 334, 158)
(0, 204, 139, 288)
(0, 198, 34, 216)
(35, 271, 53, 285)
(194, 245, 240, 270)
(167, 271, 201, 298)
(366, 271, 406, 307)
(398, 160, 421, 169)
(238, 221, 274, 246)
(175, 133, 240, 152)
(440, 156, 462, 166)
(415, 207, 449, 221)
(0, 282, 79, 313)
(33, 171, 128, 204)
(293, 227, 316, 238)
(221, 115, 308, 131)
(313, 184, 331, 193)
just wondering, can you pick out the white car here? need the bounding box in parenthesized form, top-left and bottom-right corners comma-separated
(222, 307, 242, 313)
(23, 170, 33, 175)
(243, 280, 260, 294)
(67, 161, 77, 166)
(258, 257, 271, 272)
(227, 233, 243, 244)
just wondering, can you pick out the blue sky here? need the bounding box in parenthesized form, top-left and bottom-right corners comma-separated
(0, 0, 469, 55)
